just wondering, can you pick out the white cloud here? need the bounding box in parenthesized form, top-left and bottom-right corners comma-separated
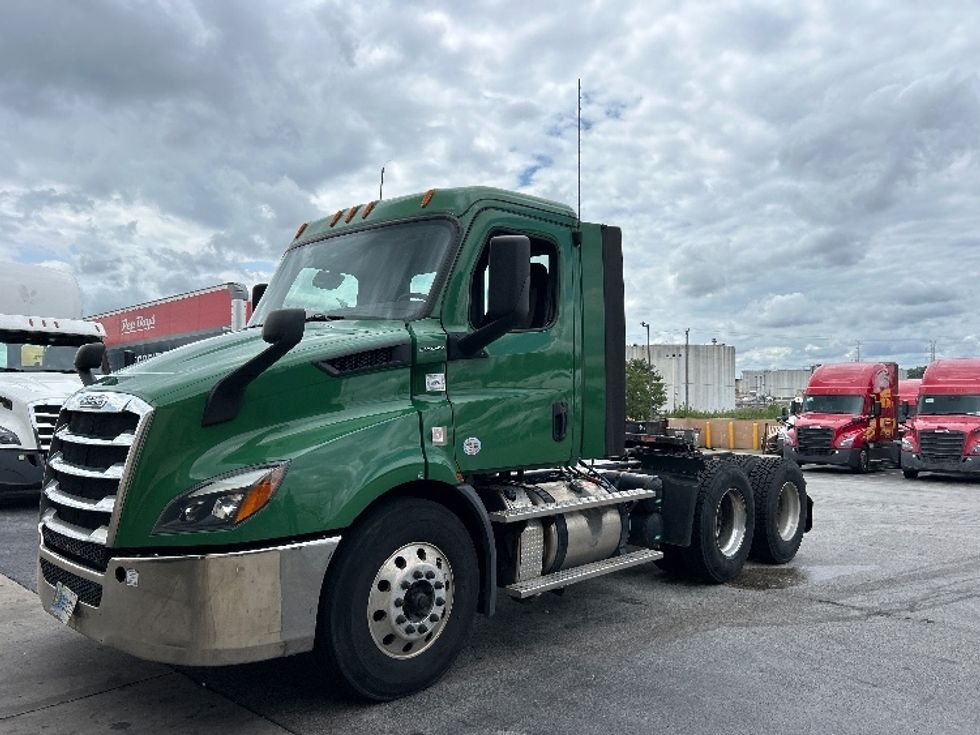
(0, 0, 976, 373)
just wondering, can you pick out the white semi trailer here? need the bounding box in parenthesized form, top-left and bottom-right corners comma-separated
(0, 263, 104, 498)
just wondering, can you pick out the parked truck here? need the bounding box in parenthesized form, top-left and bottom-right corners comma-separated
(37, 187, 811, 700)
(88, 283, 251, 371)
(783, 362, 899, 472)
(1, 263, 105, 498)
(900, 358, 980, 479)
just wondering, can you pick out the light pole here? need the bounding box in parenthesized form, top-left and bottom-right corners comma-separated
(640, 321, 651, 366)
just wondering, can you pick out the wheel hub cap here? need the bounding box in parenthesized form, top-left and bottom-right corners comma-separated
(367, 542, 454, 659)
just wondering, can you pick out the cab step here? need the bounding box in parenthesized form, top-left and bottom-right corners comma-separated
(488, 487, 657, 524)
(504, 549, 663, 599)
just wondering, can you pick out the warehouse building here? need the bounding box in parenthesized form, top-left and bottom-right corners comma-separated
(739, 369, 812, 400)
(626, 343, 736, 412)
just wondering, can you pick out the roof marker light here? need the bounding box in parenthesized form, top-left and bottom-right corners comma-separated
(345, 204, 362, 223)
(421, 189, 435, 208)
(330, 210, 344, 227)
(294, 222, 309, 239)
(362, 201, 376, 219)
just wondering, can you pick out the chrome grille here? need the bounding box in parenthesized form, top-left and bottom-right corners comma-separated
(919, 430, 965, 461)
(797, 427, 834, 455)
(30, 402, 62, 453)
(39, 392, 152, 558)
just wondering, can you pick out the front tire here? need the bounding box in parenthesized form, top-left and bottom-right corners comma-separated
(682, 461, 755, 583)
(903, 469, 919, 479)
(315, 497, 478, 700)
(852, 448, 869, 474)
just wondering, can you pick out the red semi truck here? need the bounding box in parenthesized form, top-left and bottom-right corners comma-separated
(900, 358, 980, 479)
(88, 283, 250, 371)
(784, 362, 899, 472)
(898, 379, 922, 417)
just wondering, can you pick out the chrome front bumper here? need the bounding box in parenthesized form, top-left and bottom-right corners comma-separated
(38, 533, 341, 666)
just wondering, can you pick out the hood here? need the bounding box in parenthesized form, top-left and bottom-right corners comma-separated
(0, 371, 83, 402)
(91, 319, 411, 406)
(911, 415, 980, 434)
(796, 413, 866, 431)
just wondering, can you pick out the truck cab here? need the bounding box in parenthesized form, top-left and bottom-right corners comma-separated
(784, 362, 899, 472)
(900, 359, 980, 479)
(0, 263, 106, 498)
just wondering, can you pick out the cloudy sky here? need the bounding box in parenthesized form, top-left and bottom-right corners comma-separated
(1, 0, 978, 372)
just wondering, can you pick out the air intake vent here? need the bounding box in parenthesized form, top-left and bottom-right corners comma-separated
(316, 342, 411, 377)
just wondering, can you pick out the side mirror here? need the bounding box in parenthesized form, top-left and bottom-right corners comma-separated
(780, 406, 788, 419)
(123, 349, 137, 367)
(453, 235, 530, 357)
(251, 283, 268, 309)
(262, 307, 305, 346)
(202, 308, 306, 427)
(790, 401, 800, 416)
(899, 401, 910, 422)
(75, 343, 106, 387)
(870, 400, 881, 418)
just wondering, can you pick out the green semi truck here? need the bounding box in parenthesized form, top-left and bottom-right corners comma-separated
(37, 187, 811, 700)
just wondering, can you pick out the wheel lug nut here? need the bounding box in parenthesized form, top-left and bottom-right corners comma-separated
(394, 598, 403, 607)
(418, 624, 428, 634)
(396, 615, 406, 624)
(436, 597, 445, 606)
(429, 614, 439, 623)
(413, 570, 423, 579)
(434, 581, 444, 589)
(425, 570, 435, 579)
(400, 580, 411, 590)
(405, 624, 416, 634)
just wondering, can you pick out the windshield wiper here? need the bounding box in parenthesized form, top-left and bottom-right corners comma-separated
(305, 312, 347, 322)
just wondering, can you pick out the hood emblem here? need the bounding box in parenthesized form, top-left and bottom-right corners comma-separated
(78, 394, 108, 410)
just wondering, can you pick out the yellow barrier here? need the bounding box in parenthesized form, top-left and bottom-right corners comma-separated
(727, 422, 735, 450)
(752, 422, 759, 451)
(704, 422, 713, 449)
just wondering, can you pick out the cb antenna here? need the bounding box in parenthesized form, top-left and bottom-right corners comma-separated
(379, 165, 385, 200)
(577, 78, 581, 221)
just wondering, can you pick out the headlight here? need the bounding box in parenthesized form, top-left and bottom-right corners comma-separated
(971, 443, 980, 456)
(0, 426, 21, 445)
(153, 463, 288, 534)
(837, 433, 858, 449)
(901, 437, 915, 452)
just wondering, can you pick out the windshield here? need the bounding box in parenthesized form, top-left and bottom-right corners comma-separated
(0, 333, 97, 373)
(802, 394, 865, 414)
(917, 394, 980, 416)
(251, 219, 456, 324)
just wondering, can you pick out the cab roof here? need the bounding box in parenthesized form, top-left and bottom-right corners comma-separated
(921, 358, 980, 394)
(807, 362, 890, 394)
(295, 186, 578, 245)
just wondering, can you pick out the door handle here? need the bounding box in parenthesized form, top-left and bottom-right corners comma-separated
(552, 400, 568, 442)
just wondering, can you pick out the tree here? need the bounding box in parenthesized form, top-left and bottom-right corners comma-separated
(626, 358, 667, 420)
(906, 366, 926, 379)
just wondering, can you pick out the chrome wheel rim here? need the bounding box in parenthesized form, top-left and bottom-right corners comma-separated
(367, 542, 454, 659)
(776, 482, 802, 541)
(715, 488, 747, 558)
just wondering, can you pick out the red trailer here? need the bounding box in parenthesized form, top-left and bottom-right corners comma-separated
(89, 283, 250, 371)
(784, 362, 899, 472)
(901, 359, 980, 479)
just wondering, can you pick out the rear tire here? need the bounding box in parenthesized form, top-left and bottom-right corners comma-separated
(314, 497, 478, 701)
(902, 469, 919, 479)
(747, 459, 807, 564)
(681, 461, 755, 583)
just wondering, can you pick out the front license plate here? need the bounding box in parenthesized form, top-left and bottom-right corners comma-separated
(49, 582, 79, 624)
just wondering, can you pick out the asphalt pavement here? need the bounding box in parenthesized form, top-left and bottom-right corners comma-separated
(2, 467, 979, 734)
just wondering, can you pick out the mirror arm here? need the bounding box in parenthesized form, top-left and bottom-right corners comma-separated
(202, 309, 305, 427)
